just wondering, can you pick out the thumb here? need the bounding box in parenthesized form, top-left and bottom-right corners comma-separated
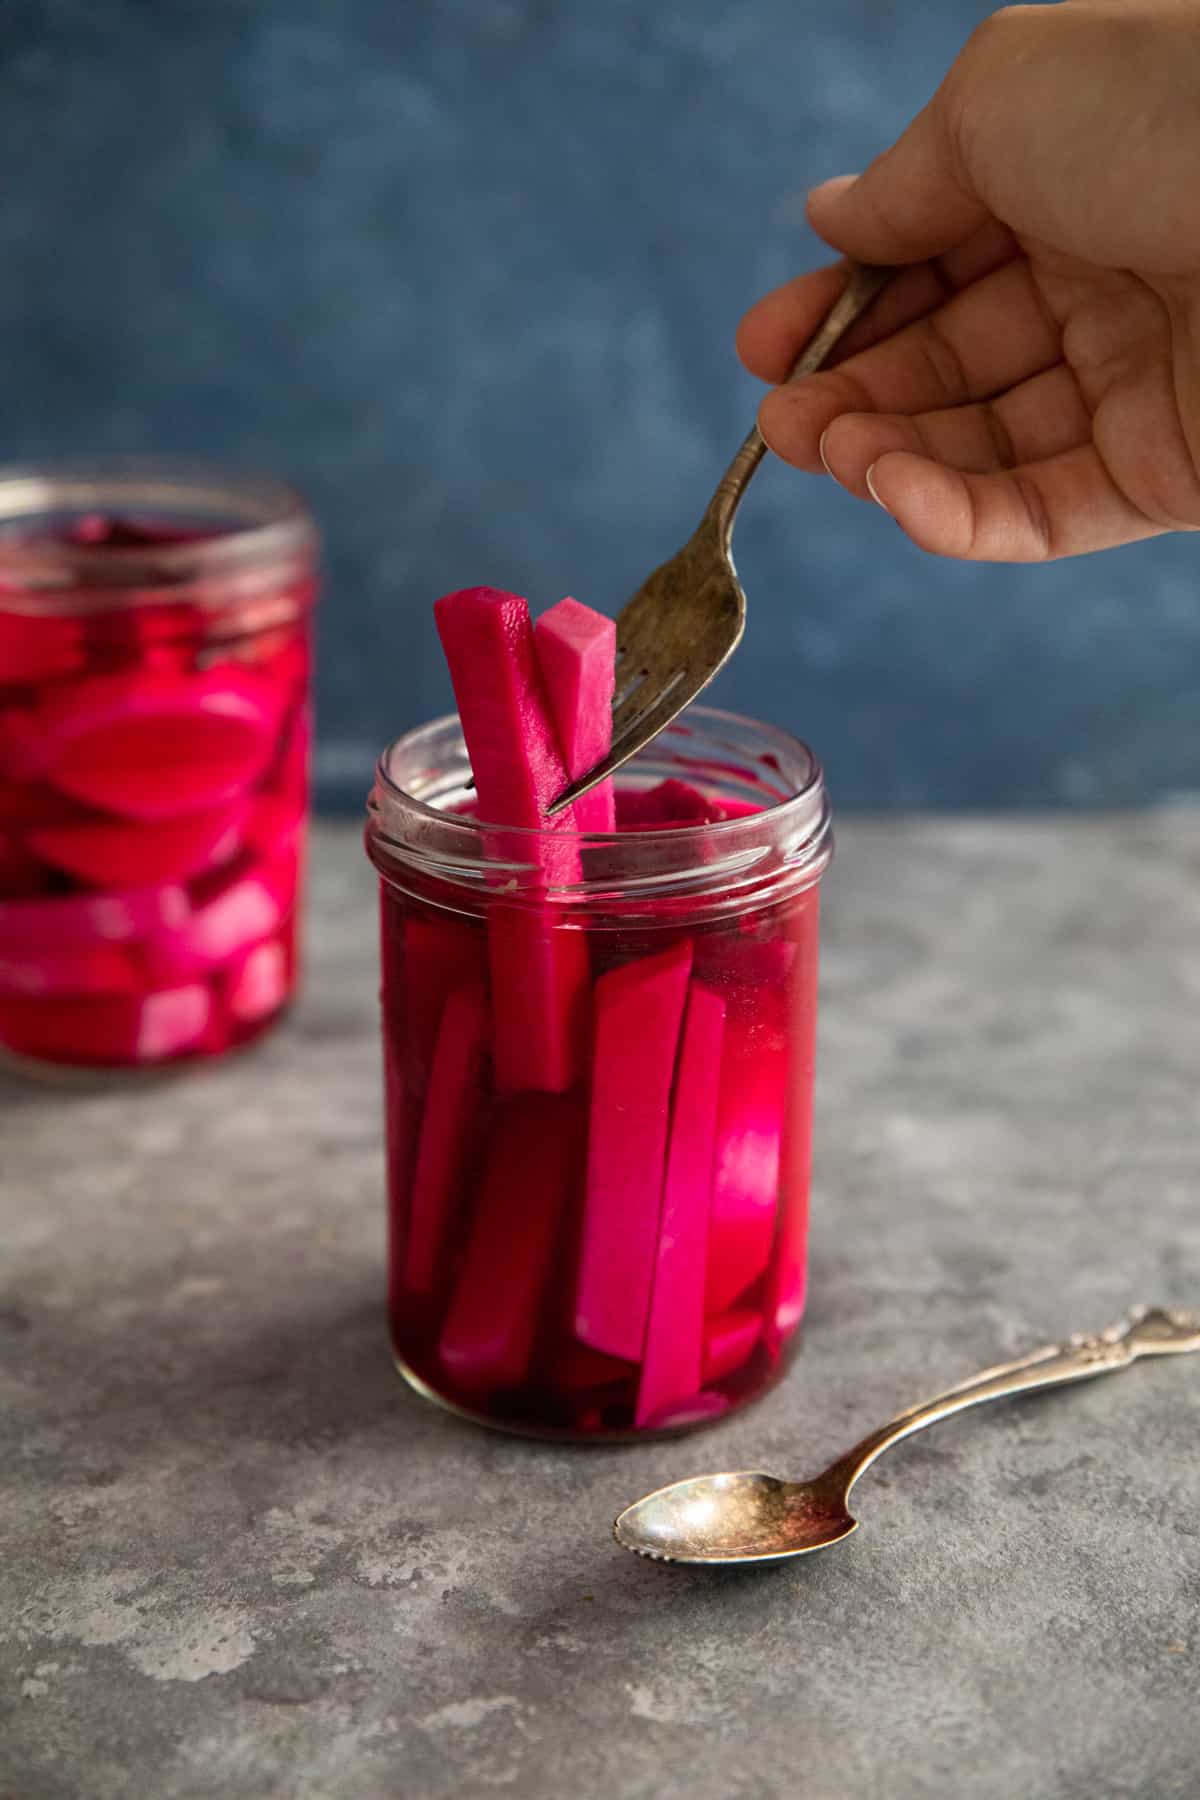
(807, 94, 990, 265)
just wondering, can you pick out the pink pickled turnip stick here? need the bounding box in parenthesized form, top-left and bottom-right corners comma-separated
(434, 587, 576, 842)
(705, 998, 790, 1316)
(551, 1344, 634, 1393)
(635, 983, 726, 1426)
(225, 938, 290, 1024)
(400, 913, 487, 1079)
(0, 984, 212, 1065)
(28, 802, 247, 888)
(0, 883, 189, 949)
(0, 944, 140, 998)
(574, 939, 693, 1361)
(764, 892, 820, 1352)
(702, 1308, 761, 1385)
(533, 596, 616, 834)
(435, 587, 589, 1092)
(403, 981, 491, 1299)
(487, 905, 590, 1094)
(439, 1094, 583, 1394)
(615, 779, 724, 832)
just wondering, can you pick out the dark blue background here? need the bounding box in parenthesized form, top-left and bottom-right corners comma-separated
(3, 0, 1197, 810)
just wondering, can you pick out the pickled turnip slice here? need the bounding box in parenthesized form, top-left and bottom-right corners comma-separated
(533, 596, 616, 834)
(635, 983, 726, 1425)
(702, 1308, 761, 1384)
(434, 586, 588, 1091)
(575, 939, 693, 1361)
(439, 1094, 583, 1394)
(34, 670, 278, 816)
(705, 999, 789, 1316)
(403, 981, 491, 1300)
(28, 801, 246, 887)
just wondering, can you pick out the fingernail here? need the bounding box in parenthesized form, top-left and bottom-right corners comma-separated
(808, 173, 859, 205)
(818, 429, 834, 476)
(865, 462, 891, 513)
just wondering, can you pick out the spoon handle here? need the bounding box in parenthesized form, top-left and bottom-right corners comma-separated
(828, 1305, 1200, 1498)
(705, 262, 894, 543)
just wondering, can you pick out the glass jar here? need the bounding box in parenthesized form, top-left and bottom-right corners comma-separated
(365, 706, 831, 1439)
(0, 461, 318, 1071)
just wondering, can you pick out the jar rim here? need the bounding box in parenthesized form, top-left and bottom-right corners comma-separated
(0, 458, 318, 600)
(367, 705, 833, 908)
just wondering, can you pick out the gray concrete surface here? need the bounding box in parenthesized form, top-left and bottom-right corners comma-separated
(2, 818, 1198, 1800)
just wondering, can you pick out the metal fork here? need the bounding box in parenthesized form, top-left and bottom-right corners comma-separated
(547, 261, 894, 817)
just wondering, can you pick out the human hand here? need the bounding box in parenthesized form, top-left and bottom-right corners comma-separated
(738, 1, 1200, 560)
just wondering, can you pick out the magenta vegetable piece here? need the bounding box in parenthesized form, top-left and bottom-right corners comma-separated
(134, 985, 213, 1059)
(705, 999, 790, 1316)
(0, 780, 81, 830)
(533, 596, 616, 833)
(225, 937, 290, 1023)
(162, 850, 296, 973)
(487, 905, 590, 1095)
(550, 1344, 635, 1393)
(0, 982, 211, 1065)
(246, 708, 309, 856)
(0, 612, 83, 685)
(439, 1094, 583, 1394)
(574, 939, 693, 1361)
(0, 834, 52, 899)
(403, 981, 491, 1299)
(0, 707, 41, 781)
(433, 587, 578, 850)
(615, 779, 726, 832)
(399, 912, 488, 1079)
(638, 1389, 731, 1432)
(694, 923, 797, 990)
(764, 896, 820, 1352)
(0, 882, 189, 950)
(383, 1032, 424, 1312)
(435, 587, 588, 1089)
(702, 1308, 762, 1385)
(246, 792, 304, 858)
(0, 944, 140, 997)
(28, 800, 245, 887)
(261, 705, 310, 805)
(635, 983, 726, 1426)
(41, 670, 278, 820)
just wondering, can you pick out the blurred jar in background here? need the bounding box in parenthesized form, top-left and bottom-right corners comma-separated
(0, 462, 318, 1071)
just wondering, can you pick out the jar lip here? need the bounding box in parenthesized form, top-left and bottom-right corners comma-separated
(371, 704, 825, 845)
(368, 705, 832, 912)
(0, 458, 318, 595)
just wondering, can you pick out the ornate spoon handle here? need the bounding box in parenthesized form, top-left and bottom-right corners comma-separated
(825, 1306, 1200, 1498)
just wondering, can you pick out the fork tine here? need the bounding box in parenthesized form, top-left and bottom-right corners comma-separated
(547, 646, 734, 818)
(548, 574, 743, 815)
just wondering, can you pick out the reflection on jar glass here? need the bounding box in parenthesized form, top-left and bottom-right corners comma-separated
(0, 461, 319, 1071)
(366, 708, 831, 1440)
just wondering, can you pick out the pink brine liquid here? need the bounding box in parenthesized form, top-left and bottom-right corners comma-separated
(376, 782, 821, 1438)
(0, 515, 313, 1068)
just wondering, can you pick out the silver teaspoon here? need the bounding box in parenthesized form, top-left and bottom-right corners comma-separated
(614, 1305, 1200, 1566)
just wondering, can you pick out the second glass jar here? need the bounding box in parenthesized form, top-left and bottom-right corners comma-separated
(0, 461, 318, 1070)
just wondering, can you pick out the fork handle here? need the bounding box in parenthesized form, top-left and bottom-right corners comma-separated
(706, 261, 895, 542)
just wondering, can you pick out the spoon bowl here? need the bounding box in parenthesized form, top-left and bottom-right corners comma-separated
(615, 1470, 857, 1565)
